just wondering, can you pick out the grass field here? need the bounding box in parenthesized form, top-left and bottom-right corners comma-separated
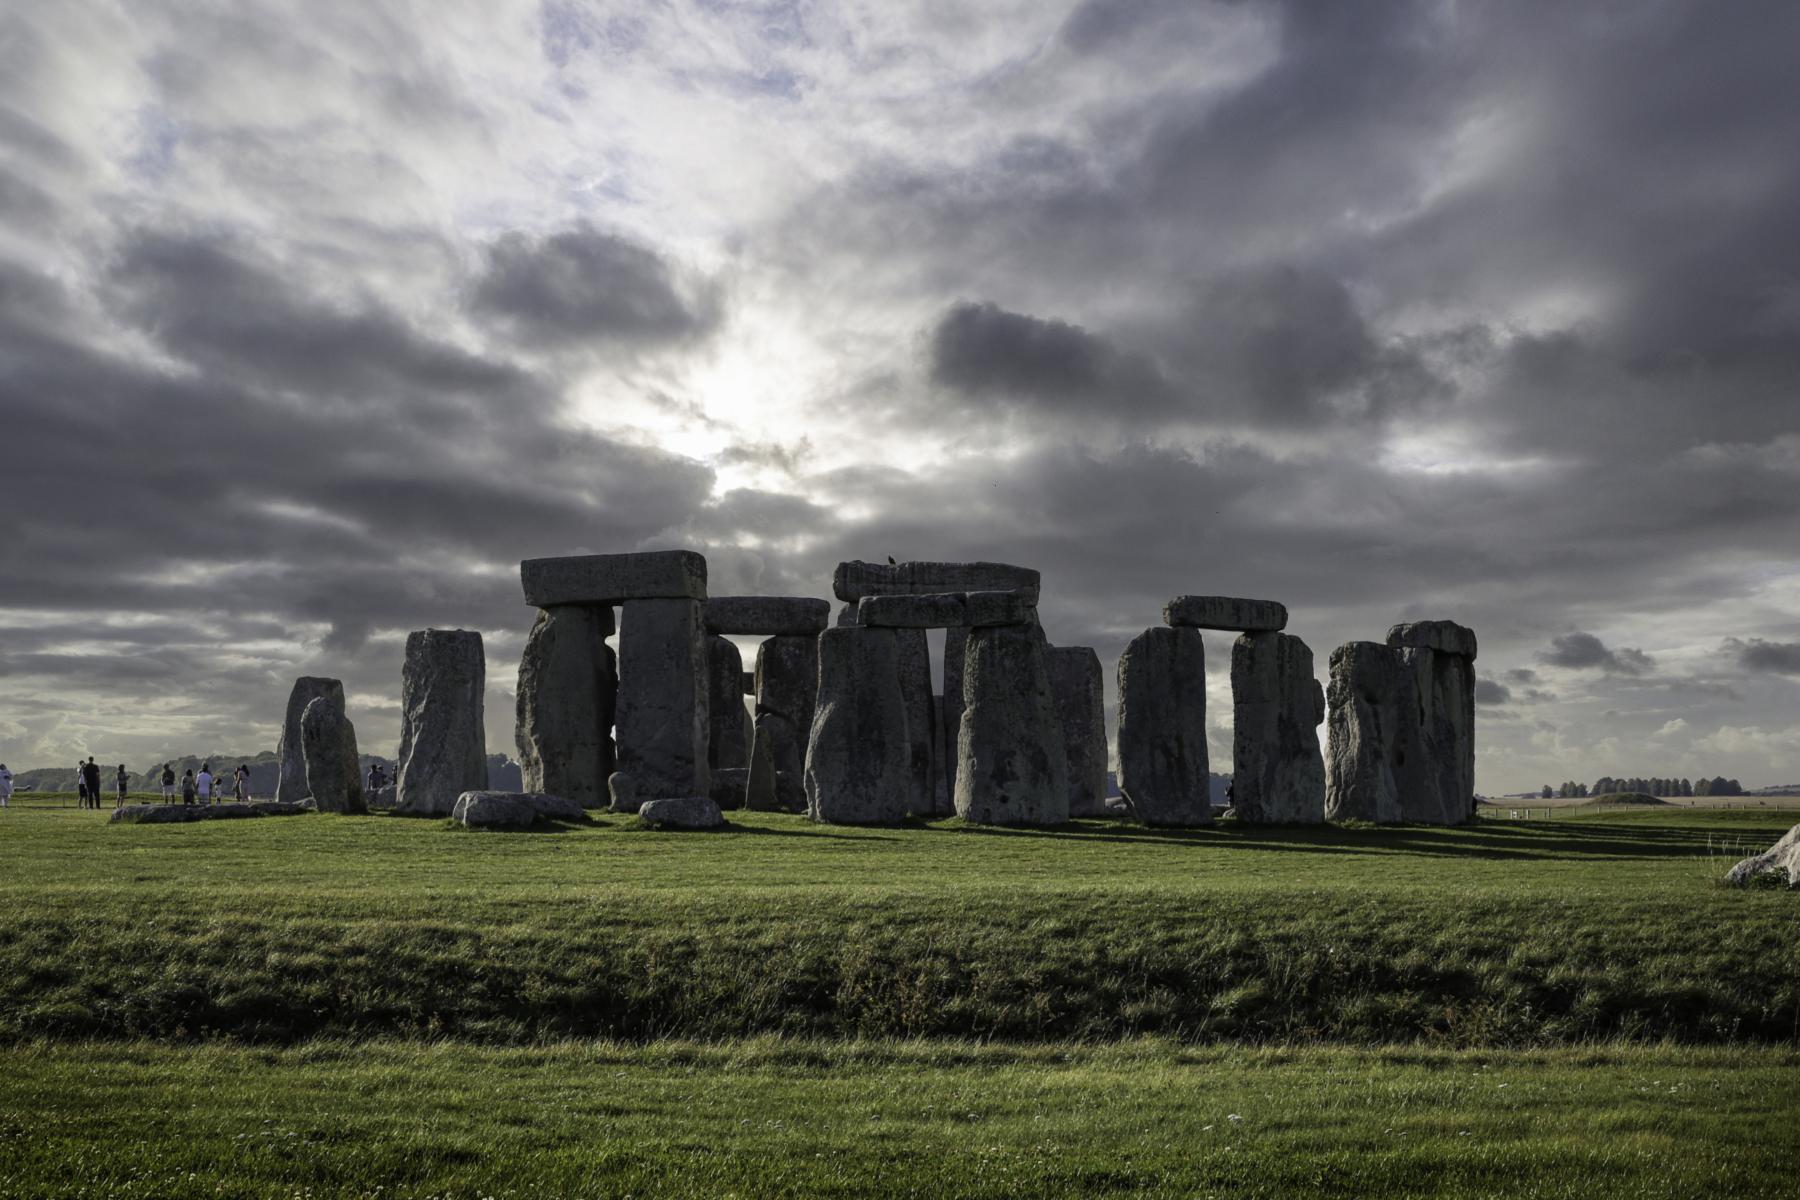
(1, 800, 1795, 1195)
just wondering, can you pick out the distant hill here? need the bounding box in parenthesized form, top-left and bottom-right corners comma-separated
(13, 751, 521, 795)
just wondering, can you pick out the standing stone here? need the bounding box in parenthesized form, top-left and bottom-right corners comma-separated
(300, 693, 365, 813)
(276, 676, 343, 805)
(1389, 621, 1476, 825)
(1230, 632, 1325, 824)
(396, 629, 489, 816)
(1047, 646, 1108, 818)
(930, 694, 953, 816)
(706, 635, 752, 771)
(956, 624, 1069, 825)
(1324, 641, 1419, 824)
(607, 771, 640, 815)
(515, 604, 616, 809)
(896, 627, 936, 817)
(745, 717, 781, 811)
(804, 626, 912, 825)
(941, 626, 968, 803)
(1116, 626, 1212, 826)
(754, 634, 819, 812)
(616, 598, 709, 802)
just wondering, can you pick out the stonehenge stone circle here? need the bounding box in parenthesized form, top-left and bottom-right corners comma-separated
(607, 771, 640, 815)
(515, 604, 616, 808)
(1387, 620, 1478, 660)
(1163, 595, 1288, 633)
(640, 795, 726, 829)
(834, 560, 1041, 605)
(521, 549, 707, 607)
(896, 627, 937, 817)
(1116, 626, 1212, 825)
(805, 626, 913, 825)
(753, 634, 819, 811)
(276, 676, 344, 805)
(706, 635, 752, 770)
(616, 598, 710, 804)
(858, 590, 1038, 629)
(956, 623, 1068, 825)
(396, 629, 489, 816)
(1046, 646, 1108, 818)
(300, 693, 366, 814)
(745, 723, 780, 811)
(452, 790, 585, 828)
(1230, 632, 1325, 824)
(709, 766, 749, 811)
(704, 596, 831, 637)
(1725, 824, 1800, 887)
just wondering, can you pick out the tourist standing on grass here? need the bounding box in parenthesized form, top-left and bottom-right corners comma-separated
(81, 758, 101, 810)
(196, 763, 213, 804)
(181, 769, 196, 805)
(0, 763, 12, 810)
(161, 763, 175, 803)
(76, 763, 88, 808)
(115, 764, 128, 807)
(235, 764, 249, 801)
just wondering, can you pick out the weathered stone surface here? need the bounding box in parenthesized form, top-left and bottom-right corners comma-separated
(515, 605, 616, 808)
(276, 677, 343, 805)
(956, 624, 1069, 825)
(1230, 633, 1325, 824)
(941, 627, 968, 803)
(836, 603, 859, 627)
(1047, 646, 1108, 818)
(607, 771, 640, 814)
(1163, 596, 1288, 633)
(745, 723, 780, 811)
(1325, 640, 1470, 825)
(857, 590, 1036, 629)
(111, 802, 311, 824)
(805, 626, 912, 824)
(710, 767, 749, 811)
(706, 636, 752, 770)
(616, 598, 710, 802)
(1407, 645, 1476, 825)
(300, 694, 366, 814)
(452, 790, 586, 828)
(1726, 824, 1800, 887)
(1116, 626, 1212, 826)
(753, 634, 818, 810)
(896, 627, 937, 817)
(834, 560, 1041, 604)
(750, 713, 801, 811)
(521, 550, 707, 607)
(704, 596, 831, 636)
(932, 693, 953, 815)
(741, 671, 755, 695)
(639, 795, 726, 829)
(397, 630, 489, 816)
(1387, 619, 1478, 660)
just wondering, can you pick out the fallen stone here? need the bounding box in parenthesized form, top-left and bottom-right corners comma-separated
(706, 635, 752, 770)
(956, 623, 1069, 825)
(1163, 596, 1288, 633)
(276, 677, 343, 805)
(1230, 632, 1325, 824)
(607, 771, 641, 814)
(396, 630, 489, 816)
(857, 590, 1037, 629)
(1047, 646, 1108, 818)
(521, 549, 707, 607)
(1116, 626, 1212, 825)
(300, 694, 366, 814)
(452, 790, 586, 828)
(745, 724, 781, 811)
(705, 596, 831, 636)
(805, 626, 912, 824)
(111, 802, 312, 824)
(834, 560, 1041, 605)
(1725, 824, 1800, 887)
(1386, 619, 1478, 660)
(515, 605, 617, 808)
(640, 795, 726, 829)
(710, 767, 749, 811)
(616, 598, 710, 803)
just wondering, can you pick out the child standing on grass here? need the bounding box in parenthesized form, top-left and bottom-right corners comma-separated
(181, 769, 196, 805)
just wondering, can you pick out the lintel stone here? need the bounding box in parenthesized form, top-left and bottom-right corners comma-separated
(704, 596, 830, 636)
(1386, 619, 1478, 660)
(857, 590, 1036, 629)
(833, 560, 1041, 604)
(521, 550, 706, 607)
(1163, 595, 1287, 633)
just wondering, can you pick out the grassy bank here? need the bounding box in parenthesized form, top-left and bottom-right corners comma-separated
(0, 805, 1793, 1045)
(0, 1040, 1794, 1198)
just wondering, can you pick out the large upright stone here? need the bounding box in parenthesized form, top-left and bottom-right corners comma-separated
(300, 693, 365, 813)
(397, 629, 489, 816)
(1230, 632, 1325, 824)
(754, 634, 818, 812)
(931, 693, 953, 816)
(515, 605, 616, 808)
(805, 626, 912, 825)
(1387, 620, 1478, 660)
(1047, 646, 1108, 818)
(276, 676, 343, 805)
(704, 597, 831, 637)
(941, 626, 969, 801)
(834, 560, 1041, 605)
(706, 635, 752, 770)
(1325, 630, 1475, 825)
(896, 627, 937, 817)
(1164, 596, 1288, 633)
(521, 550, 706, 607)
(745, 716, 782, 811)
(956, 624, 1068, 825)
(1116, 626, 1212, 826)
(616, 599, 709, 802)
(1401, 643, 1476, 825)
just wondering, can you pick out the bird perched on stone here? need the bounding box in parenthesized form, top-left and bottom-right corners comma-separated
(887, 555, 896, 565)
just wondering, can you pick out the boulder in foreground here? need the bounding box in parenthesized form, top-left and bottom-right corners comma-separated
(1725, 824, 1800, 888)
(639, 796, 726, 829)
(452, 790, 586, 828)
(111, 802, 312, 824)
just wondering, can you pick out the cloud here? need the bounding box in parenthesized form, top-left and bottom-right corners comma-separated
(1539, 632, 1656, 676)
(1724, 637, 1800, 675)
(1474, 678, 1511, 706)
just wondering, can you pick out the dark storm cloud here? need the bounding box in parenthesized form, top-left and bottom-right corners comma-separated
(1725, 638, 1800, 676)
(926, 300, 1170, 413)
(1474, 679, 1511, 706)
(1539, 633, 1655, 676)
(468, 222, 718, 349)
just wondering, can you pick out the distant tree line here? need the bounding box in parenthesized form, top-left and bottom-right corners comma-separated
(1538, 775, 1744, 799)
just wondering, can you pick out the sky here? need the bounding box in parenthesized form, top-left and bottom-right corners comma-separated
(3, 0, 1799, 794)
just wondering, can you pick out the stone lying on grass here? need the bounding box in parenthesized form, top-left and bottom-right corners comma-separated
(111, 802, 312, 824)
(1725, 823, 1800, 888)
(639, 796, 726, 829)
(452, 790, 586, 828)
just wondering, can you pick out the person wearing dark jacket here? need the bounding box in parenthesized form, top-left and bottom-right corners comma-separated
(80, 759, 101, 810)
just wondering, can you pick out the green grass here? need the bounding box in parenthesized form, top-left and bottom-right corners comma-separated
(0, 804, 1794, 1045)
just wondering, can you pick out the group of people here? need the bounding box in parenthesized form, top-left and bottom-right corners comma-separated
(64, 757, 254, 807)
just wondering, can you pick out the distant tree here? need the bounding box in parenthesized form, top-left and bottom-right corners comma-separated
(1724, 778, 1744, 796)
(1576, 783, 1589, 797)
(1680, 778, 1693, 796)
(1541, 784, 1554, 799)
(1694, 777, 1712, 796)
(1594, 776, 1614, 795)
(1709, 775, 1731, 796)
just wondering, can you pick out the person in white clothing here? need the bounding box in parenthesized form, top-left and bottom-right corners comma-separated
(196, 763, 214, 803)
(0, 763, 13, 809)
